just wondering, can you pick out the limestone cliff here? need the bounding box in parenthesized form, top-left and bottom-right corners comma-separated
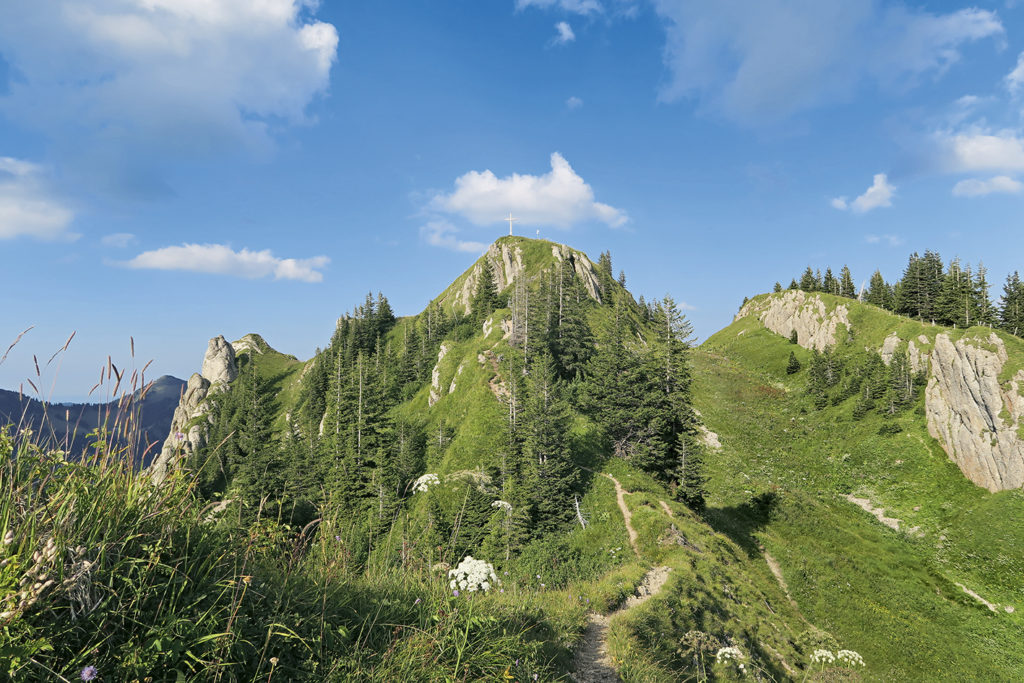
(925, 333, 1024, 492)
(736, 290, 850, 351)
(738, 292, 1024, 491)
(149, 336, 238, 485)
(450, 239, 602, 315)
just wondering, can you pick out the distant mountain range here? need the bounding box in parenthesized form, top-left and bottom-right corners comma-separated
(0, 374, 186, 467)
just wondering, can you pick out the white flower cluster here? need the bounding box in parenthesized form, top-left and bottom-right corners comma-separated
(837, 650, 865, 667)
(810, 649, 836, 665)
(715, 645, 746, 673)
(448, 556, 499, 593)
(491, 500, 512, 513)
(412, 473, 440, 493)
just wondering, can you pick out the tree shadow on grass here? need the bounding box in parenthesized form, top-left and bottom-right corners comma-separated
(703, 489, 781, 557)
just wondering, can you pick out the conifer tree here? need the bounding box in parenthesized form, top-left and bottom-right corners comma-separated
(839, 266, 856, 298)
(800, 267, 817, 292)
(672, 432, 707, 512)
(999, 271, 1024, 337)
(471, 259, 499, 323)
(788, 279, 799, 290)
(773, 282, 783, 293)
(866, 270, 893, 310)
(786, 351, 801, 374)
(823, 267, 837, 295)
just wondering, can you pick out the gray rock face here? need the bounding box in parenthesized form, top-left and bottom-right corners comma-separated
(429, 343, 450, 407)
(925, 333, 1024, 492)
(149, 335, 238, 485)
(201, 336, 238, 386)
(738, 294, 1024, 491)
(552, 244, 602, 303)
(736, 291, 850, 351)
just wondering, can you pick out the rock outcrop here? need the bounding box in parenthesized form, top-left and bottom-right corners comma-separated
(552, 244, 602, 303)
(738, 293, 1024, 491)
(925, 333, 1024, 492)
(149, 336, 238, 485)
(451, 240, 603, 315)
(736, 291, 850, 351)
(428, 343, 450, 407)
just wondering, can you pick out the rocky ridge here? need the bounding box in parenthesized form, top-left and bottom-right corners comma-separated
(149, 336, 238, 485)
(738, 292, 1024, 492)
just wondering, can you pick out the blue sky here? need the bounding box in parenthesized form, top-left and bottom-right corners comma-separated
(2, 0, 1024, 400)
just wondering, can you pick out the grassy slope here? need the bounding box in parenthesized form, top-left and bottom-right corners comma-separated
(694, 299, 1024, 681)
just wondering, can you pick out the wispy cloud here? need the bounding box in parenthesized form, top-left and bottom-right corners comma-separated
(651, 2, 1003, 124)
(1006, 51, 1024, 95)
(832, 173, 896, 213)
(566, 96, 584, 109)
(553, 21, 576, 44)
(122, 243, 329, 282)
(517, 0, 602, 14)
(420, 219, 488, 253)
(101, 232, 136, 248)
(952, 175, 1023, 197)
(0, 157, 75, 240)
(865, 234, 905, 247)
(429, 152, 627, 229)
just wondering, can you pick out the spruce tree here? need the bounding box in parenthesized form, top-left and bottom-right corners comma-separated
(773, 282, 783, 293)
(786, 351, 801, 374)
(999, 271, 1024, 337)
(800, 267, 817, 292)
(866, 270, 893, 310)
(673, 432, 707, 512)
(823, 267, 837, 296)
(839, 266, 856, 298)
(471, 259, 499, 322)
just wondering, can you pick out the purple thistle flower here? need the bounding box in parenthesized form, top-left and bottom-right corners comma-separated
(80, 666, 98, 681)
(334, 535, 341, 542)
(413, 597, 421, 606)
(174, 431, 185, 441)
(452, 589, 459, 597)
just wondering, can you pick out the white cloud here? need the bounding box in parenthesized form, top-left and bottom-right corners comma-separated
(554, 21, 576, 44)
(0, 1, 338, 180)
(0, 157, 75, 240)
(123, 243, 329, 282)
(952, 175, 1023, 197)
(517, 0, 603, 14)
(833, 173, 896, 213)
(430, 152, 627, 228)
(865, 233, 905, 247)
(420, 220, 488, 253)
(566, 96, 584, 109)
(940, 131, 1024, 172)
(651, 2, 1003, 124)
(1006, 52, 1024, 95)
(101, 232, 136, 248)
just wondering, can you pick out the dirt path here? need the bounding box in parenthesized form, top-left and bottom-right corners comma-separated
(572, 566, 672, 683)
(607, 474, 639, 556)
(762, 548, 798, 609)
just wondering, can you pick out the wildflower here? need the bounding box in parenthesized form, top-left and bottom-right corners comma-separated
(414, 598, 421, 606)
(80, 666, 98, 681)
(269, 657, 279, 666)
(491, 500, 513, 513)
(810, 649, 836, 665)
(837, 650, 865, 667)
(334, 535, 342, 542)
(412, 473, 441, 493)
(453, 589, 460, 597)
(715, 646, 744, 664)
(533, 675, 538, 681)
(448, 556, 500, 593)
(174, 431, 185, 441)
(2, 530, 13, 546)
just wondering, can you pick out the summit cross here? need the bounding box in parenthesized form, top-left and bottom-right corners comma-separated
(505, 212, 518, 236)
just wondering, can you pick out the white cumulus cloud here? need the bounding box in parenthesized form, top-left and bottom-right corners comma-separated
(566, 96, 584, 109)
(0, 0, 339, 182)
(123, 243, 329, 282)
(651, 1, 1003, 124)
(940, 131, 1024, 172)
(554, 21, 576, 44)
(430, 152, 627, 229)
(420, 220, 488, 254)
(0, 157, 75, 240)
(952, 175, 1023, 197)
(833, 173, 896, 213)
